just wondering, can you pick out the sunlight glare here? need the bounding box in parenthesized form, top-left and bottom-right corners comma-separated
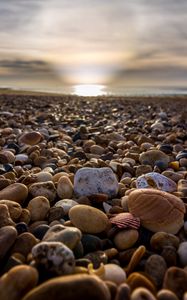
(73, 84, 106, 96)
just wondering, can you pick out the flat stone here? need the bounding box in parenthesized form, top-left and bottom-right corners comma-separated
(0, 183, 28, 205)
(27, 196, 50, 222)
(0, 226, 17, 260)
(74, 167, 118, 197)
(29, 181, 56, 202)
(22, 274, 110, 300)
(69, 204, 109, 234)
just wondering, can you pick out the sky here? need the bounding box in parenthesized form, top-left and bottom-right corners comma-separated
(0, 0, 187, 93)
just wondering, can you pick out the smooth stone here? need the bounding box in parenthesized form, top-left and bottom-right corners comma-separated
(29, 181, 56, 202)
(81, 234, 103, 254)
(85, 250, 108, 268)
(55, 199, 78, 214)
(35, 172, 53, 182)
(139, 150, 170, 168)
(32, 241, 75, 275)
(163, 266, 187, 299)
(0, 265, 38, 300)
(136, 172, 177, 192)
(127, 189, 186, 234)
(74, 167, 119, 198)
(69, 204, 109, 234)
(43, 224, 82, 249)
(0, 150, 15, 164)
(0, 183, 28, 205)
(126, 272, 157, 294)
(150, 232, 180, 251)
(157, 289, 179, 300)
(48, 206, 65, 223)
(11, 232, 38, 257)
(90, 145, 105, 155)
(19, 208, 31, 224)
(0, 200, 22, 221)
(15, 154, 29, 164)
(57, 176, 74, 199)
(113, 229, 139, 251)
(15, 222, 28, 235)
(131, 288, 156, 300)
(18, 131, 42, 145)
(114, 283, 131, 300)
(103, 264, 126, 284)
(22, 274, 110, 300)
(177, 242, 187, 267)
(0, 226, 17, 260)
(32, 224, 50, 240)
(161, 246, 177, 267)
(162, 171, 183, 183)
(0, 204, 15, 227)
(27, 196, 50, 221)
(145, 254, 167, 287)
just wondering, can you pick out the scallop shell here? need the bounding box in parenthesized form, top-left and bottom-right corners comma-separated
(110, 212, 140, 229)
(136, 172, 177, 192)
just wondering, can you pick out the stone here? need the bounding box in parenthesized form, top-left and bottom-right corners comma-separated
(55, 199, 78, 214)
(32, 241, 75, 275)
(131, 288, 156, 300)
(127, 189, 185, 234)
(126, 272, 157, 294)
(35, 171, 53, 182)
(145, 254, 167, 287)
(19, 209, 31, 224)
(0, 265, 38, 300)
(43, 224, 82, 249)
(0, 150, 15, 164)
(114, 283, 131, 300)
(69, 204, 109, 234)
(0, 226, 17, 260)
(157, 289, 179, 300)
(136, 172, 177, 192)
(22, 274, 110, 300)
(90, 145, 105, 155)
(177, 242, 187, 267)
(16, 222, 28, 234)
(29, 181, 56, 202)
(57, 176, 74, 199)
(103, 264, 126, 284)
(0, 200, 22, 221)
(18, 131, 42, 145)
(32, 224, 50, 240)
(85, 250, 108, 268)
(27, 196, 50, 222)
(0, 183, 28, 205)
(139, 150, 170, 169)
(48, 206, 65, 223)
(163, 266, 187, 299)
(150, 232, 180, 251)
(113, 229, 139, 251)
(0, 204, 15, 227)
(11, 232, 38, 257)
(15, 154, 29, 164)
(74, 167, 119, 198)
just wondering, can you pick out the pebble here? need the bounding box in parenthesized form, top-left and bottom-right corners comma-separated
(74, 167, 119, 197)
(0, 226, 17, 260)
(0, 204, 15, 227)
(69, 204, 109, 234)
(163, 266, 187, 299)
(136, 172, 177, 192)
(177, 242, 187, 267)
(150, 232, 180, 251)
(27, 196, 50, 222)
(35, 172, 53, 182)
(113, 229, 139, 250)
(139, 150, 170, 169)
(32, 241, 75, 275)
(126, 272, 157, 294)
(18, 131, 42, 145)
(22, 274, 110, 300)
(11, 232, 38, 257)
(145, 254, 167, 287)
(0, 150, 15, 164)
(55, 199, 78, 214)
(0, 200, 22, 221)
(103, 263, 126, 284)
(43, 224, 82, 249)
(57, 176, 74, 199)
(0, 183, 28, 205)
(131, 288, 156, 300)
(157, 289, 179, 300)
(0, 265, 38, 300)
(29, 181, 56, 202)
(127, 188, 185, 234)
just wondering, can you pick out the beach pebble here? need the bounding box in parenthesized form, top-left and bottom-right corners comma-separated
(35, 172, 53, 182)
(157, 289, 179, 300)
(139, 150, 169, 169)
(55, 199, 78, 214)
(150, 232, 180, 251)
(0, 226, 17, 260)
(127, 272, 157, 294)
(57, 176, 74, 199)
(0, 265, 38, 300)
(163, 266, 187, 299)
(0, 150, 15, 164)
(136, 172, 177, 192)
(145, 254, 167, 287)
(29, 181, 56, 202)
(127, 188, 185, 234)
(0, 183, 28, 205)
(177, 242, 187, 267)
(32, 241, 75, 275)
(103, 264, 126, 284)
(131, 287, 156, 300)
(0, 200, 22, 221)
(11, 232, 38, 257)
(74, 167, 118, 197)
(15, 154, 29, 164)
(43, 224, 82, 249)
(18, 131, 42, 145)
(22, 274, 110, 300)
(27, 196, 50, 221)
(0, 204, 15, 227)
(69, 204, 109, 234)
(113, 229, 139, 250)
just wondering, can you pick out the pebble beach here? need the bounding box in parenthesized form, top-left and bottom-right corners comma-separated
(0, 92, 187, 300)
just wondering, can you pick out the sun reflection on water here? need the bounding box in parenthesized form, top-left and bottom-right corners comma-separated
(73, 84, 106, 96)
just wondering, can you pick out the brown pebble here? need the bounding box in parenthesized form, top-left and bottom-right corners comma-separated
(19, 131, 42, 145)
(0, 204, 15, 227)
(163, 266, 187, 299)
(131, 287, 156, 300)
(0, 183, 28, 205)
(157, 289, 179, 300)
(27, 196, 50, 222)
(0, 226, 17, 260)
(11, 232, 38, 257)
(126, 272, 157, 294)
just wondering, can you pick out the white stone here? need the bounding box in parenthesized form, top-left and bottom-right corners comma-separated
(136, 172, 177, 192)
(177, 242, 187, 266)
(55, 199, 78, 214)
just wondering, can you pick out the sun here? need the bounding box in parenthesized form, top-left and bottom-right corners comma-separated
(73, 84, 106, 96)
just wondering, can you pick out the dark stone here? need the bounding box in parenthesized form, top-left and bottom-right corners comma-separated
(32, 225, 50, 240)
(16, 222, 28, 235)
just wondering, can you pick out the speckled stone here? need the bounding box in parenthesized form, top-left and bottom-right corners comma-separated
(145, 254, 167, 287)
(177, 242, 187, 267)
(29, 181, 56, 202)
(57, 176, 74, 199)
(0, 265, 38, 300)
(163, 266, 187, 299)
(32, 241, 75, 275)
(69, 204, 109, 234)
(43, 224, 82, 249)
(74, 167, 119, 197)
(18, 131, 42, 145)
(27, 196, 50, 222)
(0, 200, 22, 221)
(0, 183, 28, 205)
(113, 229, 139, 250)
(0, 226, 17, 260)
(22, 274, 110, 300)
(136, 172, 177, 192)
(55, 199, 78, 214)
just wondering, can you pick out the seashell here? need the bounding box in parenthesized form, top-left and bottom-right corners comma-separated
(136, 172, 177, 192)
(110, 213, 140, 230)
